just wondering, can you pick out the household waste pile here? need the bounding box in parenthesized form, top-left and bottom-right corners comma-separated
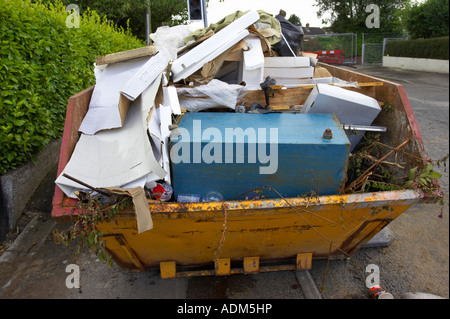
(55, 10, 383, 232)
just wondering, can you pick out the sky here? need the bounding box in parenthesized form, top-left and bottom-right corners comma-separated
(190, 0, 329, 29)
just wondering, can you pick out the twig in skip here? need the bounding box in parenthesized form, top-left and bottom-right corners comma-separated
(62, 173, 112, 197)
(345, 138, 411, 192)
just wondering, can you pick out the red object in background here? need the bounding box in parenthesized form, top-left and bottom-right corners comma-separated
(304, 50, 345, 64)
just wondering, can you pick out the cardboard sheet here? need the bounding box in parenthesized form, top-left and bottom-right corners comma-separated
(79, 57, 151, 135)
(56, 75, 167, 199)
(103, 187, 153, 234)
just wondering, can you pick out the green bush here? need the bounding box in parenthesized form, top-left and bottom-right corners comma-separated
(403, 0, 449, 40)
(0, 0, 144, 174)
(385, 36, 449, 60)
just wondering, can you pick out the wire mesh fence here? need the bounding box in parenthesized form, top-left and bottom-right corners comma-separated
(303, 33, 358, 65)
(361, 32, 408, 65)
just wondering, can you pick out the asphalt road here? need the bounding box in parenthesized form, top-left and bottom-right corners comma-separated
(0, 65, 448, 301)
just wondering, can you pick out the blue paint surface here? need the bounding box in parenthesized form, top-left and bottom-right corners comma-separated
(170, 113, 350, 200)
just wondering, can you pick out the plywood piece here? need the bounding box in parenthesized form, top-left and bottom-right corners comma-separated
(95, 46, 158, 66)
(239, 86, 314, 107)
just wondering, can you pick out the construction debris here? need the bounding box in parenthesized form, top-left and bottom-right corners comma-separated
(55, 9, 392, 229)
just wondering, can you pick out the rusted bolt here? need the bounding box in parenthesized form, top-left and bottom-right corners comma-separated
(323, 128, 333, 140)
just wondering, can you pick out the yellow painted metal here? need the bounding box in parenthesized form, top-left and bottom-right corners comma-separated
(215, 258, 231, 276)
(97, 189, 422, 272)
(296, 253, 313, 270)
(244, 257, 260, 274)
(160, 262, 177, 279)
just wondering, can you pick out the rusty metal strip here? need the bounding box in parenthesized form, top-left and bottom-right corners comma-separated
(114, 235, 145, 271)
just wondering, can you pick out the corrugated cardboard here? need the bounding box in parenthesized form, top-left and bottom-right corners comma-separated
(56, 75, 167, 199)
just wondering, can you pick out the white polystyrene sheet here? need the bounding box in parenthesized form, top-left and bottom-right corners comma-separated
(121, 51, 171, 101)
(163, 86, 182, 115)
(264, 57, 311, 68)
(171, 10, 260, 82)
(242, 37, 264, 90)
(264, 66, 315, 79)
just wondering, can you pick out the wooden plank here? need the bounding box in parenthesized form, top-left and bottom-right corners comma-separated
(239, 86, 313, 107)
(268, 105, 292, 111)
(95, 46, 158, 66)
(239, 82, 383, 107)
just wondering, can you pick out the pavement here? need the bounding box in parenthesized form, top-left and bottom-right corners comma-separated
(0, 64, 448, 301)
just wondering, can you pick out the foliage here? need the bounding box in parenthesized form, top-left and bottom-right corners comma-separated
(303, 35, 355, 58)
(40, 0, 188, 40)
(315, 0, 407, 33)
(347, 133, 447, 204)
(53, 194, 133, 267)
(40, 0, 225, 41)
(399, 0, 449, 39)
(385, 36, 449, 60)
(0, 0, 144, 174)
(288, 14, 302, 26)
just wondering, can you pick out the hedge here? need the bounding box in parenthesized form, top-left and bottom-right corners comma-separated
(384, 36, 449, 60)
(0, 0, 144, 174)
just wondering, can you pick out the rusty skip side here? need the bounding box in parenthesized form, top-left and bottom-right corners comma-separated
(95, 189, 421, 271)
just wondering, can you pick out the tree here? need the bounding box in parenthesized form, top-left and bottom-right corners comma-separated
(401, 0, 449, 39)
(315, 0, 408, 33)
(40, 0, 197, 40)
(288, 14, 302, 26)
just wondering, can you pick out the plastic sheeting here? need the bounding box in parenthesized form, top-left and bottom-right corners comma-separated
(177, 79, 247, 112)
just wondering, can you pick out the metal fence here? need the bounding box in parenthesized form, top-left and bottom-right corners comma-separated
(301, 32, 408, 66)
(362, 43, 384, 64)
(303, 33, 358, 65)
(361, 32, 408, 65)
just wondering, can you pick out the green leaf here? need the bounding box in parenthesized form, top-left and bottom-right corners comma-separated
(13, 119, 26, 126)
(98, 251, 109, 264)
(428, 171, 442, 179)
(87, 232, 95, 248)
(408, 166, 418, 180)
